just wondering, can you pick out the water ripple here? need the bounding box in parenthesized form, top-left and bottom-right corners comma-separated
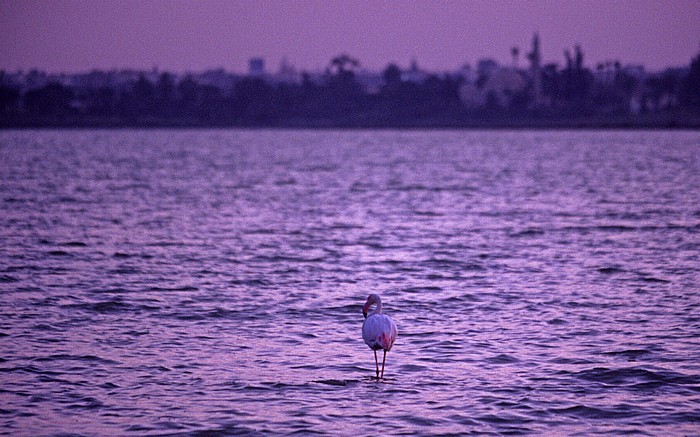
(0, 129, 699, 435)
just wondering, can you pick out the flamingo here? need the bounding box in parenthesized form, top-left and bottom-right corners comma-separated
(362, 294, 398, 379)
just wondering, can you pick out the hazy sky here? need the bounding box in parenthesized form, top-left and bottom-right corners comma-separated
(1, 0, 698, 74)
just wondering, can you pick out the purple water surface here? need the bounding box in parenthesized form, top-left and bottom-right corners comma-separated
(1, 129, 699, 435)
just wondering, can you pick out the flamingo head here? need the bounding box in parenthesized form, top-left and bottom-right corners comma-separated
(362, 294, 381, 319)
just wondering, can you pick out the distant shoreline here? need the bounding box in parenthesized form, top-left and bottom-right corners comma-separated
(2, 112, 699, 130)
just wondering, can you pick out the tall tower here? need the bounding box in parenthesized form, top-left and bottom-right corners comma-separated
(527, 33, 542, 104)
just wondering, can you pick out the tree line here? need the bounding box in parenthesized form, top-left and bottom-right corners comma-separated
(1, 51, 699, 127)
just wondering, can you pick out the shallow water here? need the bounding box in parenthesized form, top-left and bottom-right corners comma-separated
(1, 129, 699, 435)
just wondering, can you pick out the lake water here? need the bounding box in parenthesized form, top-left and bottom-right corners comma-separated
(1, 129, 699, 435)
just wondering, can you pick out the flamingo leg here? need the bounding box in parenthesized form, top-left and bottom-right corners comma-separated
(380, 350, 387, 379)
(373, 350, 379, 379)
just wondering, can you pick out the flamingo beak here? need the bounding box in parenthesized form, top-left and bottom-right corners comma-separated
(362, 303, 368, 319)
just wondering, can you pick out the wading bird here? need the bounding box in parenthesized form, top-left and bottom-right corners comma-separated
(362, 294, 398, 379)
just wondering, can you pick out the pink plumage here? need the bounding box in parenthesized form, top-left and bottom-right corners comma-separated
(362, 294, 398, 379)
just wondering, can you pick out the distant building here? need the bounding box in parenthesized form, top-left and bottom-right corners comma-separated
(249, 58, 265, 77)
(594, 61, 620, 86)
(476, 59, 499, 80)
(275, 58, 300, 84)
(356, 70, 384, 94)
(459, 83, 486, 108)
(460, 68, 527, 109)
(196, 69, 238, 92)
(527, 33, 543, 106)
(401, 59, 429, 84)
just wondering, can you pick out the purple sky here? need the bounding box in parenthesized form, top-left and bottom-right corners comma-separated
(1, 0, 698, 74)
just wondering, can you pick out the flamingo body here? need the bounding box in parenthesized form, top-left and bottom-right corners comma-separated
(362, 313, 397, 351)
(361, 294, 397, 379)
